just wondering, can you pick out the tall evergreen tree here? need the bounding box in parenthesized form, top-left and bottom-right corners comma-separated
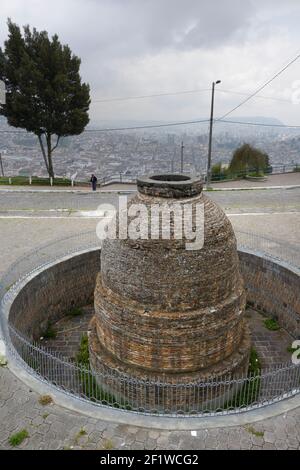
(0, 19, 90, 177)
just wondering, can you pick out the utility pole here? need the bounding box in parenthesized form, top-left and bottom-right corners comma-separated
(180, 141, 184, 173)
(0, 152, 4, 177)
(171, 147, 176, 173)
(206, 80, 221, 189)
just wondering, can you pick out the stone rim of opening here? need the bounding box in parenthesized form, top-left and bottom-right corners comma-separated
(137, 173, 203, 198)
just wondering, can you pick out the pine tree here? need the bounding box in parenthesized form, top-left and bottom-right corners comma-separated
(0, 19, 90, 177)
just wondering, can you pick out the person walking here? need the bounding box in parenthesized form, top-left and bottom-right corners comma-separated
(90, 173, 97, 191)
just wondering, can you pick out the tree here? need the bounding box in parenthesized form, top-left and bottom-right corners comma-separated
(0, 19, 90, 177)
(211, 162, 227, 181)
(229, 143, 269, 177)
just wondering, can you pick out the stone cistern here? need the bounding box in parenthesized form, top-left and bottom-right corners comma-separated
(89, 174, 251, 410)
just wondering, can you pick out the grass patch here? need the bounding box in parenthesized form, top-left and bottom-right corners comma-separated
(263, 317, 280, 331)
(76, 333, 90, 366)
(245, 425, 264, 438)
(66, 307, 83, 317)
(287, 345, 300, 354)
(5, 283, 14, 292)
(78, 428, 87, 437)
(76, 334, 130, 410)
(101, 439, 114, 450)
(42, 413, 49, 419)
(42, 323, 57, 339)
(74, 428, 87, 444)
(9, 429, 29, 447)
(223, 348, 261, 410)
(38, 394, 53, 406)
(248, 347, 261, 375)
(0, 176, 72, 186)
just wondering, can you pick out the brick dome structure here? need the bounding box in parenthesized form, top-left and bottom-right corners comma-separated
(89, 174, 251, 409)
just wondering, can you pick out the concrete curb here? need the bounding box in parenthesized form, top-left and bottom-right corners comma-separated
(0, 185, 300, 194)
(6, 355, 300, 430)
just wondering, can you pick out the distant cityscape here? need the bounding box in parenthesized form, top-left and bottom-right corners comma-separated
(1, 116, 300, 181)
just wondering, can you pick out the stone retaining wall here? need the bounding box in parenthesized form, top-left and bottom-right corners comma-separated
(7, 249, 300, 346)
(9, 250, 100, 340)
(238, 251, 300, 339)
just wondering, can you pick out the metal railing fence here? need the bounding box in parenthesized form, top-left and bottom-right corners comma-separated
(0, 163, 299, 187)
(0, 229, 299, 416)
(7, 324, 300, 416)
(1, 229, 299, 305)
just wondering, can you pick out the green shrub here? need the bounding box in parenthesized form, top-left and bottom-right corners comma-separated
(264, 318, 280, 331)
(76, 334, 130, 409)
(9, 429, 29, 447)
(66, 307, 83, 317)
(223, 348, 261, 409)
(43, 323, 57, 339)
(248, 347, 261, 375)
(211, 162, 230, 181)
(287, 345, 300, 353)
(76, 333, 89, 366)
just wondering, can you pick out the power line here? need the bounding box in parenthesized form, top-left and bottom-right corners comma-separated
(92, 88, 211, 103)
(216, 88, 291, 104)
(0, 118, 210, 134)
(91, 87, 292, 104)
(2, 116, 300, 134)
(217, 50, 300, 121)
(82, 118, 210, 132)
(218, 119, 300, 128)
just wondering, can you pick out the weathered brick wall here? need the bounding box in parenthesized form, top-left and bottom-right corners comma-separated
(93, 176, 251, 386)
(6, 245, 299, 412)
(239, 251, 300, 339)
(9, 250, 99, 340)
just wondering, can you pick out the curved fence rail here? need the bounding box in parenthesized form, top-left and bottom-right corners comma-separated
(0, 230, 101, 302)
(8, 325, 300, 417)
(236, 230, 300, 269)
(1, 229, 300, 417)
(0, 228, 299, 304)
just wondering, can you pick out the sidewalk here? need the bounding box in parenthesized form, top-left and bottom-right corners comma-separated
(0, 173, 299, 193)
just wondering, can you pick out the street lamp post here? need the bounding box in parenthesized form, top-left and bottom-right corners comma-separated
(206, 80, 221, 189)
(0, 152, 4, 177)
(180, 141, 184, 173)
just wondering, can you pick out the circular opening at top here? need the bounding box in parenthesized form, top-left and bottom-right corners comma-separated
(150, 174, 190, 182)
(137, 174, 202, 198)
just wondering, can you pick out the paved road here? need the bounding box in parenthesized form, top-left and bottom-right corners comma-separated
(0, 187, 299, 214)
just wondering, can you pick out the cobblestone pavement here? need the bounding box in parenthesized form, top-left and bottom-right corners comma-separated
(41, 306, 94, 360)
(1, 366, 300, 450)
(246, 310, 293, 367)
(0, 192, 300, 450)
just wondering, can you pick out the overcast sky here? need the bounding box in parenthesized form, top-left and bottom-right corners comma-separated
(1, 0, 300, 126)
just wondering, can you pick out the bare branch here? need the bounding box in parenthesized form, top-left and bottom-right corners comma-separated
(51, 135, 61, 152)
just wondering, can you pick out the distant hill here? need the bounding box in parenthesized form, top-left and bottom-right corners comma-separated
(88, 116, 285, 129)
(221, 116, 284, 126)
